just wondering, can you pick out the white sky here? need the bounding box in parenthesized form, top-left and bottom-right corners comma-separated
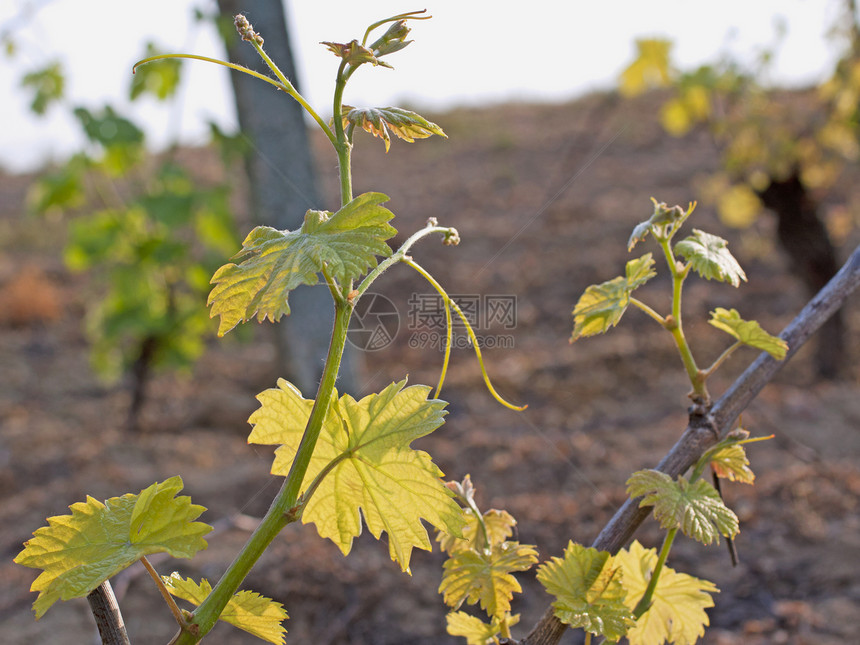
(0, 0, 847, 173)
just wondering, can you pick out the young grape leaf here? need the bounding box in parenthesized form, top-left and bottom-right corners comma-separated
(438, 508, 517, 555)
(709, 443, 755, 484)
(440, 542, 539, 618)
(536, 542, 635, 641)
(446, 611, 519, 645)
(674, 229, 747, 287)
(14, 477, 211, 618)
(208, 192, 396, 335)
(248, 379, 464, 572)
(571, 253, 656, 342)
(709, 307, 788, 359)
(163, 574, 287, 644)
(626, 470, 739, 545)
(341, 106, 446, 152)
(627, 200, 688, 251)
(616, 540, 718, 645)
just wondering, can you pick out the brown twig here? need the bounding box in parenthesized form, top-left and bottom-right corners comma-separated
(515, 244, 860, 645)
(86, 581, 131, 645)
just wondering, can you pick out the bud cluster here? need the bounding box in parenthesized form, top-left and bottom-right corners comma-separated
(234, 14, 264, 46)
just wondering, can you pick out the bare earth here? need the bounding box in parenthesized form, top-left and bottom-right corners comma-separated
(1, 92, 859, 644)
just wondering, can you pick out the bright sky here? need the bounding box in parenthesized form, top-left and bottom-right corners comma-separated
(0, 0, 847, 173)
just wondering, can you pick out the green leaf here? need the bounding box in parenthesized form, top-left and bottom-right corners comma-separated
(626, 470, 739, 545)
(163, 574, 287, 644)
(616, 541, 718, 645)
(709, 307, 788, 359)
(14, 477, 211, 618)
(130, 42, 182, 101)
(342, 106, 446, 152)
(446, 611, 519, 645)
(536, 542, 635, 641)
(709, 443, 755, 484)
(248, 379, 464, 572)
(674, 229, 747, 287)
(208, 192, 396, 335)
(440, 542, 538, 618)
(21, 62, 65, 115)
(571, 253, 656, 341)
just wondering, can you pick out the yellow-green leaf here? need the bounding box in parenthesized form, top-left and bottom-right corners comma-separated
(536, 542, 635, 641)
(617, 541, 718, 645)
(709, 443, 756, 484)
(163, 574, 287, 644)
(674, 229, 747, 287)
(446, 611, 519, 645)
(208, 192, 396, 335)
(440, 542, 538, 618)
(438, 508, 517, 555)
(341, 106, 446, 152)
(15, 477, 211, 618)
(249, 379, 464, 572)
(626, 470, 739, 545)
(571, 253, 656, 341)
(709, 307, 788, 360)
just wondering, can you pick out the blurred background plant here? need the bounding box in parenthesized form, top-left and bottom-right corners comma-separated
(17, 34, 242, 430)
(618, 0, 860, 378)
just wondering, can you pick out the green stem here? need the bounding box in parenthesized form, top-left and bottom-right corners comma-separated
(632, 528, 678, 619)
(140, 556, 186, 629)
(353, 225, 459, 300)
(629, 297, 666, 326)
(658, 237, 707, 400)
(333, 60, 353, 205)
(250, 41, 337, 148)
(701, 340, 742, 380)
(174, 302, 353, 644)
(402, 258, 526, 411)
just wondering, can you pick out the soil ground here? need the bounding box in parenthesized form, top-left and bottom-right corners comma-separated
(1, 92, 859, 644)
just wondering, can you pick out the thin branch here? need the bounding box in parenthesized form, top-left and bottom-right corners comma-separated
(86, 581, 131, 645)
(517, 244, 860, 645)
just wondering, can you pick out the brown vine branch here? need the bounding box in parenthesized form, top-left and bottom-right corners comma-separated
(86, 581, 131, 645)
(514, 244, 860, 645)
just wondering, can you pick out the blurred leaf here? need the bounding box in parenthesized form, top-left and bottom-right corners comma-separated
(21, 62, 65, 115)
(27, 154, 88, 216)
(208, 192, 396, 336)
(341, 106, 446, 152)
(675, 229, 747, 287)
(616, 541, 718, 645)
(163, 574, 287, 644)
(73, 106, 145, 175)
(571, 254, 656, 341)
(717, 183, 762, 228)
(130, 42, 182, 101)
(619, 39, 674, 97)
(14, 477, 210, 618)
(708, 307, 788, 359)
(626, 470, 739, 545)
(537, 542, 635, 641)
